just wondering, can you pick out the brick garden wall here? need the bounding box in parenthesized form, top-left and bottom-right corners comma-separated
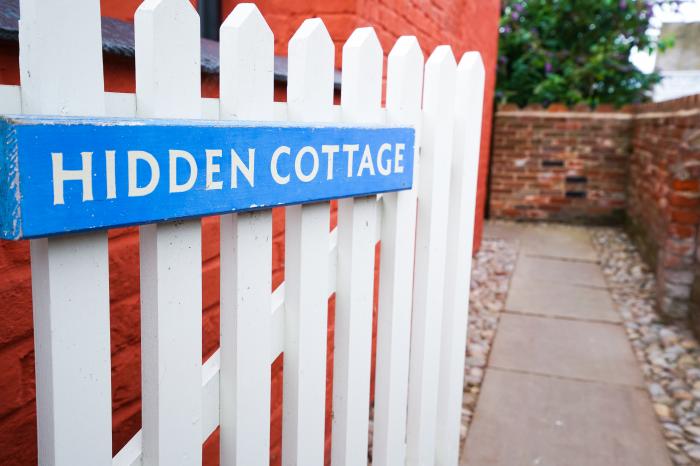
(490, 105, 632, 223)
(0, 1, 500, 465)
(489, 95, 700, 332)
(626, 96, 700, 325)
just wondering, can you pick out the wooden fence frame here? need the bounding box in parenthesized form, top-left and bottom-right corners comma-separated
(0, 0, 485, 464)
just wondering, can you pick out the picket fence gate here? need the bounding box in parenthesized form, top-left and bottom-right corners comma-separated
(0, 0, 485, 464)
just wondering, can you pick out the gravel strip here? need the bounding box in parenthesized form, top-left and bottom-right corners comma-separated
(460, 238, 519, 445)
(592, 228, 700, 465)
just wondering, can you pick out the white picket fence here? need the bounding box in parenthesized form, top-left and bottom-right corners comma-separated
(0, 0, 485, 465)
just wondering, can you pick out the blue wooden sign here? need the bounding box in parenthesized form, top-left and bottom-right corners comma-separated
(0, 115, 414, 239)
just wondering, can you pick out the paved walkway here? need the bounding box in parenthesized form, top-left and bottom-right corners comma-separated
(461, 222, 671, 466)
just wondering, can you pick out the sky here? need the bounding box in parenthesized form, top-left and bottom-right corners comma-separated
(631, 0, 700, 72)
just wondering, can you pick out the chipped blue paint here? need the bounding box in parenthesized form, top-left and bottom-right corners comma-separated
(0, 115, 414, 239)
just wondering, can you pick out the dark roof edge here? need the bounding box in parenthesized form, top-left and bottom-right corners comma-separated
(0, 0, 341, 89)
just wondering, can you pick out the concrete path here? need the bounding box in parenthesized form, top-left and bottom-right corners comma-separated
(461, 222, 671, 466)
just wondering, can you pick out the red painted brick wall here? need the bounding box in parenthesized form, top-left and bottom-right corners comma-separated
(490, 104, 632, 223)
(0, 1, 499, 464)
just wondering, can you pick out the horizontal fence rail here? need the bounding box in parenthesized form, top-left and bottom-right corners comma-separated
(1, 0, 486, 465)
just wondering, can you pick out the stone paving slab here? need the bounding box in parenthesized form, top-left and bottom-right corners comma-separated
(461, 368, 672, 466)
(485, 221, 598, 262)
(489, 313, 644, 387)
(511, 255, 607, 288)
(506, 280, 620, 323)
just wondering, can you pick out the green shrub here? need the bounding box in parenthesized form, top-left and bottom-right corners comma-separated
(497, 0, 680, 108)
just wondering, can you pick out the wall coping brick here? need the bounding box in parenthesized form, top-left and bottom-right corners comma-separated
(497, 93, 700, 121)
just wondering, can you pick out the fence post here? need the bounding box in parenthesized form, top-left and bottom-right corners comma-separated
(332, 26, 383, 466)
(219, 4, 274, 465)
(373, 35, 424, 466)
(282, 18, 334, 466)
(134, 0, 203, 464)
(406, 46, 457, 466)
(19, 0, 112, 464)
(436, 52, 486, 465)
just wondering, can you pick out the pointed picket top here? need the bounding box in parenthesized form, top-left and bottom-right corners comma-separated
(220, 3, 274, 120)
(135, 0, 201, 119)
(422, 45, 457, 116)
(386, 36, 424, 120)
(19, 0, 105, 115)
(341, 27, 383, 123)
(455, 52, 486, 115)
(287, 18, 335, 122)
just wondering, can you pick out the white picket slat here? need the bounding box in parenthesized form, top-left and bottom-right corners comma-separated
(373, 35, 424, 466)
(134, 1, 203, 464)
(0, 84, 21, 113)
(19, 1, 112, 465)
(218, 4, 274, 465)
(406, 45, 457, 466)
(282, 18, 334, 466)
(331, 27, 382, 466)
(435, 52, 486, 465)
(11, 3, 484, 463)
(114, 225, 342, 466)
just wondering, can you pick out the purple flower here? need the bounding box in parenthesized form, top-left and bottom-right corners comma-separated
(545, 62, 553, 74)
(514, 3, 524, 12)
(511, 11, 520, 20)
(619, 0, 627, 9)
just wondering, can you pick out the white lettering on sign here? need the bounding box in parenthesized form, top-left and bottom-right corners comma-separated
(52, 151, 94, 205)
(50, 143, 408, 204)
(343, 144, 359, 178)
(321, 144, 339, 180)
(106, 150, 117, 199)
(205, 149, 223, 190)
(231, 148, 255, 188)
(271, 146, 291, 185)
(295, 146, 319, 183)
(357, 145, 376, 177)
(128, 151, 160, 197)
(394, 143, 405, 173)
(169, 150, 198, 193)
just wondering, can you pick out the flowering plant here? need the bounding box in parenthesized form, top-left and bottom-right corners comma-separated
(497, 0, 681, 107)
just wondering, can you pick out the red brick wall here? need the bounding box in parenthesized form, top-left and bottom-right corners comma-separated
(490, 104, 632, 223)
(489, 95, 700, 331)
(626, 95, 700, 323)
(0, 1, 499, 465)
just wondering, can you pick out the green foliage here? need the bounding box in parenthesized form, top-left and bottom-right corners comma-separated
(497, 0, 680, 108)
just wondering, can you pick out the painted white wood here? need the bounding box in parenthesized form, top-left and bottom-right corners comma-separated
(115, 222, 341, 465)
(202, 97, 220, 119)
(331, 27, 382, 466)
(0, 84, 21, 113)
(373, 35, 424, 466)
(282, 18, 334, 466)
(114, 348, 221, 466)
(406, 45, 457, 466)
(218, 5, 274, 465)
(113, 431, 143, 466)
(19, 1, 112, 465)
(202, 349, 222, 441)
(134, 1, 203, 464)
(105, 91, 136, 117)
(220, 213, 273, 466)
(435, 52, 485, 466)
